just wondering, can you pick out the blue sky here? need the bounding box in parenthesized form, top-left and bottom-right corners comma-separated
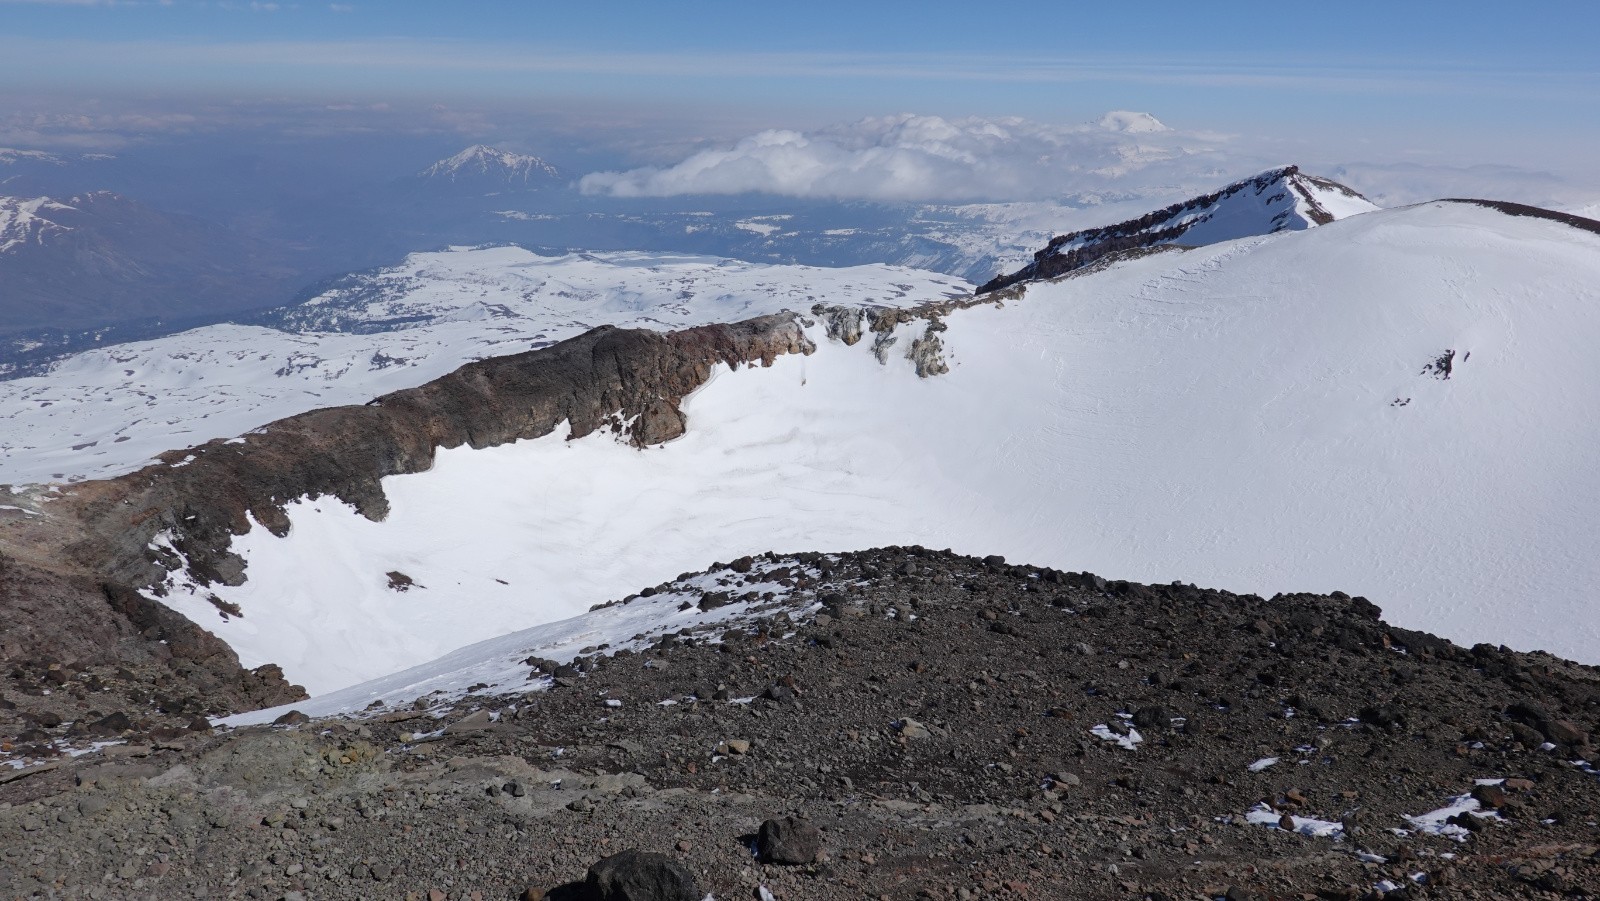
(2, 0, 1598, 208)
(4, 1, 1598, 64)
(3, 0, 1597, 131)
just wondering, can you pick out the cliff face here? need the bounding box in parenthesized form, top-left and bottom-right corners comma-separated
(56, 313, 813, 591)
(0, 313, 814, 728)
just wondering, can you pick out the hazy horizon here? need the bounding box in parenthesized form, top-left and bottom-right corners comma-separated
(1, 0, 1597, 213)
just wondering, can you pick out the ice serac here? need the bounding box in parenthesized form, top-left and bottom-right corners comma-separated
(977, 165, 1376, 293)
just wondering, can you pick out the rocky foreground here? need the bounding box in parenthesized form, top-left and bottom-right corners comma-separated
(4, 547, 1600, 900)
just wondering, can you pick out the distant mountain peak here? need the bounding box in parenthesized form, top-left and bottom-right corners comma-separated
(419, 145, 562, 186)
(979, 166, 1377, 293)
(1095, 111, 1169, 134)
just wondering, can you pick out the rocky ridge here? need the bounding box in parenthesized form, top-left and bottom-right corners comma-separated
(0, 314, 814, 734)
(3, 547, 1598, 900)
(977, 166, 1371, 294)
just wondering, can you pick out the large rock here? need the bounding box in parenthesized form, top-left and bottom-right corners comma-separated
(584, 850, 699, 901)
(1547, 719, 1591, 747)
(757, 816, 822, 865)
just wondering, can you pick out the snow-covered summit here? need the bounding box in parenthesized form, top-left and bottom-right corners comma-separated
(979, 165, 1377, 292)
(418, 145, 563, 187)
(1095, 111, 1169, 134)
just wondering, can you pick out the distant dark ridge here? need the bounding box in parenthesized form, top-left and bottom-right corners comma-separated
(977, 166, 1367, 295)
(1444, 198, 1600, 237)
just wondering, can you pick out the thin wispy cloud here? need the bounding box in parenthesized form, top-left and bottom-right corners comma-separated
(0, 36, 1593, 100)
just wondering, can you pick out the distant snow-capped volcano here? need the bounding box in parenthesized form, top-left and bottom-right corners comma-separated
(418, 145, 563, 188)
(1095, 111, 1169, 134)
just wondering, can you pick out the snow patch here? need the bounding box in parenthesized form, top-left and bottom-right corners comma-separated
(220, 556, 822, 724)
(1243, 802, 1345, 839)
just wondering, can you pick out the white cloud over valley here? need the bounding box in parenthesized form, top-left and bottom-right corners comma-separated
(578, 112, 1245, 203)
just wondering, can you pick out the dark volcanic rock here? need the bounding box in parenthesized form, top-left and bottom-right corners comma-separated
(83, 712, 132, 737)
(0, 558, 303, 741)
(3, 548, 1600, 899)
(584, 849, 699, 901)
(757, 815, 822, 864)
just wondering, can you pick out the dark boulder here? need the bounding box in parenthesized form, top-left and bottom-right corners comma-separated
(1131, 706, 1169, 731)
(86, 711, 134, 736)
(583, 850, 699, 901)
(757, 815, 822, 864)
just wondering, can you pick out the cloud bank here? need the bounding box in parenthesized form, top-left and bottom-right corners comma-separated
(579, 112, 1237, 203)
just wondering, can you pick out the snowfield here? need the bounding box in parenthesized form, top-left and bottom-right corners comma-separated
(0, 249, 969, 486)
(146, 200, 1600, 696)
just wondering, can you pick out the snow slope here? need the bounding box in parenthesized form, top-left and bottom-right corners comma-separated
(158, 201, 1600, 695)
(220, 557, 822, 726)
(0, 195, 75, 253)
(0, 249, 969, 485)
